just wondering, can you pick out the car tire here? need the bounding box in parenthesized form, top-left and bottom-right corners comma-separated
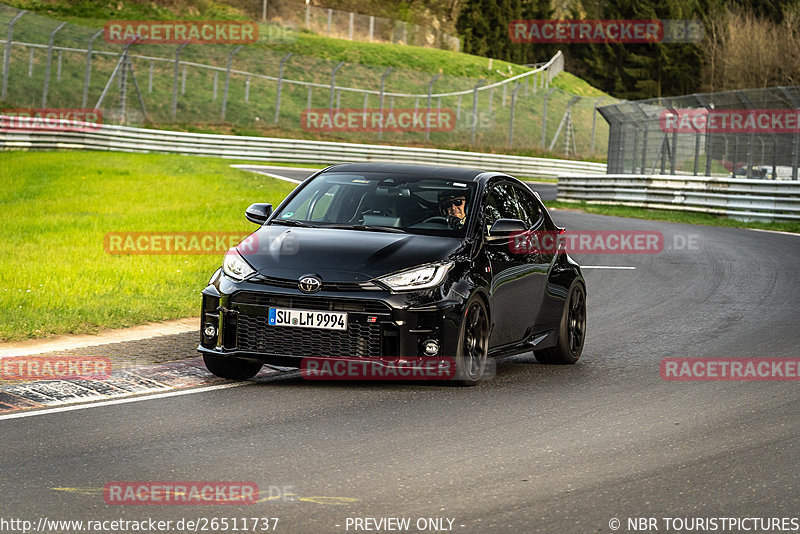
(203, 354, 262, 380)
(535, 281, 586, 365)
(453, 297, 491, 386)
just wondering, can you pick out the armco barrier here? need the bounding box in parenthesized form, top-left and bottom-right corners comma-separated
(0, 117, 606, 178)
(558, 174, 800, 221)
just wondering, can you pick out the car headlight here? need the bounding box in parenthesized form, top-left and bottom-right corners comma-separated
(377, 262, 454, 292)
(222, 249, 255, 280)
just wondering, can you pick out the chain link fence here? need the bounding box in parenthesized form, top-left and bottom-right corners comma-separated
(246, 0, 461, 51)
(0, 4, 614, 159)
(600, 87, 800, 179)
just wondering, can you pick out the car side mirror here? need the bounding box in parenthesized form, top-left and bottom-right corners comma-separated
(245, 203, 273, 225)
(487, 218, 527, 241)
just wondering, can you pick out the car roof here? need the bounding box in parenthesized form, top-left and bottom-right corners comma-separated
(323, 162, 489, 181)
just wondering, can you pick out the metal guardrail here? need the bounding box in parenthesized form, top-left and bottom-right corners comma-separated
(558, 174, 800, 221)
(0, 117, 607, 178)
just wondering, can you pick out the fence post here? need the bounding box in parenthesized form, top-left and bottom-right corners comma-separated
(329, 61, 344, 114)
(148, 61, 153, 93)
(508, 82, 521, 148)
(369, 16, 374, 41)
(778, 87, 799, 179)
(471, 79, 485, 144)
(2, 10, 25, 100)
(262, 0, 268, 21)
(426, 73, 441, 141)
(27, 47, 33, 77)
(221, 45, 243, 121)
(349, 12, 354, 40)
(81, 29, 104, 108)
(327, 9, 333, 36)
(378, 67, 392, 140)
(273, 52, 293, 124)
(213, 71, 218, 100)
(171, 42, 188, 121)
(305, 0, 310, 29)
(42, 22, 66, 107)
(693, 133, 701, 176)
(119, 51, 128, 123)
(541, 88, 555, 149)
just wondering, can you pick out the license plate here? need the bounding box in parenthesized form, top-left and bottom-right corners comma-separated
(268, 307, 348, 331)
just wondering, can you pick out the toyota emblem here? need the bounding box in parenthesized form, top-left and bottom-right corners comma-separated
(298, 275, 322, 293)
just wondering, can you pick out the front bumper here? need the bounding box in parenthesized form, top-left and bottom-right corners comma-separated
(197, 275, 465, 367)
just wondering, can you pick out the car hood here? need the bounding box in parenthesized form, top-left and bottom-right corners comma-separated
(237, 225, 465, 283)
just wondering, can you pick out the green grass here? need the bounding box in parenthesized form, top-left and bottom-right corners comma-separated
(265, 33, 529, 80)
(0, 151, 297, 342)
(3, 0, 530, 82)
(544, 201, 800, 234)
(550, 72, 609, 98)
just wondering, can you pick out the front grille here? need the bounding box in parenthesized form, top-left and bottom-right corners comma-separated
(251, 275, 380, 292)
(236, 314, 383, 357)
(231, 292, 390, 314)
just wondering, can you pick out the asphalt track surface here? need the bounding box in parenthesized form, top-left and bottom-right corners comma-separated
(1, 168, 799, 534)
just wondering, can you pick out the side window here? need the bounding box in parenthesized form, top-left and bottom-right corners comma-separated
(485, 183, 521, 233)
(513, 185, 544, 229)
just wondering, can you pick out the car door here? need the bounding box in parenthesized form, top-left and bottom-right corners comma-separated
(483, 181, 540, 349)
(511, 184, 552, 336)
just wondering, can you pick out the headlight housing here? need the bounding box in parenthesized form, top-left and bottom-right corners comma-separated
(222, 249, 255, 280)
(377, 262, 454, 292)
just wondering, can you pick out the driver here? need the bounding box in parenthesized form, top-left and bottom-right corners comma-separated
(439, 190, 469, 229)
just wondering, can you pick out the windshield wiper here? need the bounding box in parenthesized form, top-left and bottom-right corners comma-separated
(271, 219, 315, 228)
(324, 223, 406, 233)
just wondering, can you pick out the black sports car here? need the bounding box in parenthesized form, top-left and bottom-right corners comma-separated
(198, 163, 586, 385)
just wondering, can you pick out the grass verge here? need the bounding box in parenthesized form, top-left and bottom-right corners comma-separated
(0, 151, 298, 342)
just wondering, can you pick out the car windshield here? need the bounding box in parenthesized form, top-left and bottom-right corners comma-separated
(271, 172, 477, 237)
